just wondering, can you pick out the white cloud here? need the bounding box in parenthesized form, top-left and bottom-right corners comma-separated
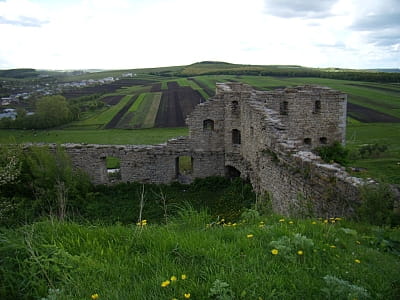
(0, 0, 398, 69)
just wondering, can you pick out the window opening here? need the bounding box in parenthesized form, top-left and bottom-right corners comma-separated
(232, 129, 241, 145)
(232, 101, 239, 114)
(225, 166, 241, 178)
(303, 138, 312, 145)
(280, 101, 288, 115)
(203, 119, 214, 131)
(106, 156, 121, 181)
(314, 100, 321, 113)
(319, 137, 328, 144)
(176, 156, 193, 177)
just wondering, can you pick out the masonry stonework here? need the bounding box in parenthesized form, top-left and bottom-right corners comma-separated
(57, 82, 362, 217)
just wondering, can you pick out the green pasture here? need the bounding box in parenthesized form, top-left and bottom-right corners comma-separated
(0, 127, 188, 145)
(346, 122, 400, 183)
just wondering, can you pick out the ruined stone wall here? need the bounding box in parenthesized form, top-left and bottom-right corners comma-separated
(210, 83, 360, 217)
(62, 137, 225, 185)
(22, 82, 361, 217)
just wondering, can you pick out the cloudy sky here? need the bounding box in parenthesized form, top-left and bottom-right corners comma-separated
(0, 0, 399, 70)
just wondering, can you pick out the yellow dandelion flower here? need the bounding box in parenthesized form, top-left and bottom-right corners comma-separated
(323, 219, 328, 224)
(279, 218, 285, 222)
(232, 223, 237, 227)
(271, 249, 279, 255)
(91, 293, 99, 300)
(258, 224, 265, 228)
(161, 280, 171, 287)
(170, 275, 177, 282)
(259, 221, 265, 225)
(184, 293, 191, 299)
(356, 240, 361, 245)
(335, 217, 342, 221)
(311, 221, 317, 225)
(289, 221, 294, 224)
(355, 259, 361, 264)
(137, 219, 147, 226)
(181, 274, 187, 280)
(247, 234, 254, 238)
(297, 250, 304, 255)
(330, 245, 336, 248)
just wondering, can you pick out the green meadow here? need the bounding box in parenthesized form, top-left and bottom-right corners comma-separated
(0, 128, 188, 145)
(1, 211, 399, 300)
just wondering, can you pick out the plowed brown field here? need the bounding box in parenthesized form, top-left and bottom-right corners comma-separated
(155, 82, 204, 127)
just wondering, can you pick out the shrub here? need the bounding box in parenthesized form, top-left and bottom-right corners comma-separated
(315, 142, 350, 165)
(357, 183, 397, 226)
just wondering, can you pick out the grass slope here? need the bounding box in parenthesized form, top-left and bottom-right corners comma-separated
(1, 213, 399, 300)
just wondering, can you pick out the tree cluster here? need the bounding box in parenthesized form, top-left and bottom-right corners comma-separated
(0, 95, 77, 129)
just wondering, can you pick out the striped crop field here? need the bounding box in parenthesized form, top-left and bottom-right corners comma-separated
(134, 92, 162, 128)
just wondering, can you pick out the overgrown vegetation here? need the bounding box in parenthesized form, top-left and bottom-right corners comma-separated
(1, 142, 399, 299)
(358, 184, 399, 226)
(0, 145, 255, 227)
(315, 141, 350, 165)
(0, 211, 399, 300)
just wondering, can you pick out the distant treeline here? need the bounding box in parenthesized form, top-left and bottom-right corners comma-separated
(172, 69, 400, 83)
(0, 68, 39, 79)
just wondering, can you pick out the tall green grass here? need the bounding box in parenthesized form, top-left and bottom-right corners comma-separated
(1, 211, 399, 300)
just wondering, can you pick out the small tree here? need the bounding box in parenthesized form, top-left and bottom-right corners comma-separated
(34, 95, 72, 128)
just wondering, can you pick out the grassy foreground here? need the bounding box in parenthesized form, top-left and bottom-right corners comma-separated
(1, 211, 399, 300)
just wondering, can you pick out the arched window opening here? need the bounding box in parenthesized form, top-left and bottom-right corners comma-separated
(280, 101, 288, 115)
(304, 138, 312, 145)
(314, 100, 321, 113)
(232, 129, 241, 145)
(250, 126, 254, 136)
(225, 166, 241, 178)
(203, 119, 214, 131)
(319, 137, 328, 144)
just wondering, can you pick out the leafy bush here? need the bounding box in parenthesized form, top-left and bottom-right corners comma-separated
(357, 184, 397, 226)
(0, 146, 92, 226)
(315, 141, 350, 165)
(358, 143, 388, 158)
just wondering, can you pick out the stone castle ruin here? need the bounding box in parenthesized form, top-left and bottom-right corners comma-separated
(62, 82, 362, 216)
